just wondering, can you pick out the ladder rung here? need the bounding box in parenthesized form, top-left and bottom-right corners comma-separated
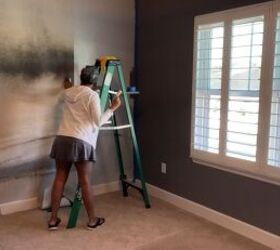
(108, 90, 118, 95)
(127, 91, 140, 95)
(100, 124, 132, 131)
(103, 120, 112, 125)
(108, 90, 140, 95)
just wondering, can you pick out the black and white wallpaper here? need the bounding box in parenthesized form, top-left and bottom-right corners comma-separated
(0, 0, 74, 178)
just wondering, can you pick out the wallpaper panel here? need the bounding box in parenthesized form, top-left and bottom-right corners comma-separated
(0, 0, 74, 178)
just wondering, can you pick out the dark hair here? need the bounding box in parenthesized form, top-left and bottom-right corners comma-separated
(64, 76, 72, 83)
(63, 76, 73, 89)
(80, 65, 100, 85)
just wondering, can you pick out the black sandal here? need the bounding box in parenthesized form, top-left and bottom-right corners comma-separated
(87, 217, 105, 230)
(48, 218, 61, 231)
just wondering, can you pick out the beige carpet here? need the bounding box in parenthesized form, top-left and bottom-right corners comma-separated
(0, 191, 270, 250)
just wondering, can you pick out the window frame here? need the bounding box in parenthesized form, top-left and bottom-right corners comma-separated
(191, 1, 280, 184)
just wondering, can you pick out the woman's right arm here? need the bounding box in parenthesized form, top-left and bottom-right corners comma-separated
(89, 91, 122, 128)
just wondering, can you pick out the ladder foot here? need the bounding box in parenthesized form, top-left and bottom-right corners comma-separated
(121, 180, 129, 197)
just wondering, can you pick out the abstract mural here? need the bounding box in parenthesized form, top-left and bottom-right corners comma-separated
(0, 0, 74, 179)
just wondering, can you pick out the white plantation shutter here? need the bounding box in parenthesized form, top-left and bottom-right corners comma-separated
(268, 13, 280, 168)
(192, 3, 280, 183)
(226, 16, 264, 161)
(193, 23, 224, 154)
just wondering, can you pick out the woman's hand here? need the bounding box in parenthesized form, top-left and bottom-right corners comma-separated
(110, 90, 122, 111)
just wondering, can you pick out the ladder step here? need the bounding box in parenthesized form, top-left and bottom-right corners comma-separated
(108, 90, 118, 95)
(100, 124, 132, 131)
(103, 120, 112, 125)
(109, 90, 140, 95)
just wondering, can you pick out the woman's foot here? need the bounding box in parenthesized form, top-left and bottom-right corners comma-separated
(48, 218, 61, 231)
(87, 217, 105, 230)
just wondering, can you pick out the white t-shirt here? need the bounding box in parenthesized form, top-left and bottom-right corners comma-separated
(57, 85, 113, 149)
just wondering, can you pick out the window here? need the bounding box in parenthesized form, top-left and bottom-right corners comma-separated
(226, 16, 264, 161)
(267, 11, 280, 170)
(191, 2, 280, 182)
(194, 23, 224, 154)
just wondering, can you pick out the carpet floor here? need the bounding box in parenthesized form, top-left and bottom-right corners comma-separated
(0, 191, 271, 250)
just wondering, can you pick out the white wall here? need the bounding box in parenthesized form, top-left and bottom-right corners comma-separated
(74, 0, 134, 81)
(73, 0, 135, 185)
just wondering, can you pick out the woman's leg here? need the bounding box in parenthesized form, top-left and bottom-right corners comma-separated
(74, 161, 96, 224)
(49, 160, 72, 224)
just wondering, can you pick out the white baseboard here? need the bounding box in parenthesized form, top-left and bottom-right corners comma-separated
(0, 197, 39, 215)
(147, 183, 280, 249)
(1, 181, 120, 215)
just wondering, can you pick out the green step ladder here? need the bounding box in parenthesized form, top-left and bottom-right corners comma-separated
(67, 58, 151, 228)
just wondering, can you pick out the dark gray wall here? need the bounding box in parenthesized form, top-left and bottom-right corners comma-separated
(136, 0, 280, 235)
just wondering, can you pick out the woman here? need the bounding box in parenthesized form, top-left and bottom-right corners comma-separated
(48, 65, 121, 230)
